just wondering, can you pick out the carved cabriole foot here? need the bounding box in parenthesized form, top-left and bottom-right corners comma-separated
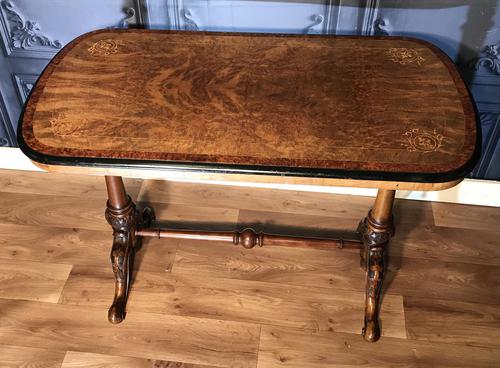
(358, 189, 395, 342)
(104, 176, 155, 324)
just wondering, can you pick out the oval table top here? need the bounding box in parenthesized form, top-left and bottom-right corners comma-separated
(18, 29, 479, 190)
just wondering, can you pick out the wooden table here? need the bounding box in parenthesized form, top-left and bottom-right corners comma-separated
(18, 29, 479, 343)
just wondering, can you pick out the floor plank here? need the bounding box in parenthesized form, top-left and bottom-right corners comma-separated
(173, 239, 366, 292)
(1, 171, 499, 367)
(0, 192, 108, 231)
(60, 265, 406, 338)
(0, 299, 260, 368)
(404, 297, 500, 349)
(0, 258, 71, 303)
(140, 181, 434, 227)
(385, 257, 500, 305)
(0, 223, 177, 272)
(61, 351, 216, 368)
(147, 203, 239, 230)
(432, 202, 500, 231)
(0, 192, 238, 232)
(257, 326, 500, 368)
(0, 169, 142, 200)
(238, 209, 363, 238)
(0, 344, 65, 368)
(173, 239, 500, 304)
(139, 180, 373, 218)
(390, 223, 500, 266)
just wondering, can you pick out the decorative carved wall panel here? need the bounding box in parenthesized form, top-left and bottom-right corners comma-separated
(473, 42, 500, 75)
(0, 0, 63, 59)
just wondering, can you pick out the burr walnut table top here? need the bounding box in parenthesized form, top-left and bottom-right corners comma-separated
(19, 29, 479, 190)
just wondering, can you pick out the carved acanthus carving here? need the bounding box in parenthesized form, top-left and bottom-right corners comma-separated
(105, 198, 138, 234)
(473, 43, 500, 75)
(0, 0, 62, 51)
(357, 211, 393, 248)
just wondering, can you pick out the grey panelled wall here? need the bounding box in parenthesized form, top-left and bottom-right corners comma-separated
(0, 0, 499, 180)
(0, 0, 146, 147)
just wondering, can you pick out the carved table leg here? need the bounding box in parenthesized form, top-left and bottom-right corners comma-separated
(104, 176, 154, 324)
(358, 189, 395, 342)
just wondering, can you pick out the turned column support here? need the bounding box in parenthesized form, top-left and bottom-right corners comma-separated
(358, 189, 395, 342)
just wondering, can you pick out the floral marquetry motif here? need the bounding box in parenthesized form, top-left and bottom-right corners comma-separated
(88, 39, 121, 56)
(386, 48, 425, 66)
(403, 128, 444, 153)
(49, 114, 83, 136)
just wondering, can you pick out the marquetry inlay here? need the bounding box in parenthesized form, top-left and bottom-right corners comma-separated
(49, 114, 84, 136)
(88, 39, 121, 56)
(387, 48, 425, 66)
(403, 128, 444, 153)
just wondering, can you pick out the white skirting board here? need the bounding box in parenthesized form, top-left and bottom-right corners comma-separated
(1, 147, 499, 207)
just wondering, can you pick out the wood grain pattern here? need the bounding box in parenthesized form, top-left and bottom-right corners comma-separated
(0, 223, 178, 272)
(61, 351, 216, 368)
(21, 29, 477, 184)
(386, 257, 500, 305)
(0, 191, 238, 232)
(0, 191, 108, 231)
(404, 297, 500, 348)
(390, 223, 500, 266)
(432, 201, 500, 230)
(173, 238, 500, 305)
(142, 176, 434, 228)
(173, 239, 366, 290)
(0, 258, 71, 302)
(60, 265, 406, 338)
(0, 344, 66, 368)
(0, 169, 141, 199)
(0, 171, 499, 366)
(0, 299, 260, 368)
(258, 326, 500, 368)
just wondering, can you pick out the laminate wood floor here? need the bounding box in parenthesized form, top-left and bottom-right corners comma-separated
(0, 169, 499, 368)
